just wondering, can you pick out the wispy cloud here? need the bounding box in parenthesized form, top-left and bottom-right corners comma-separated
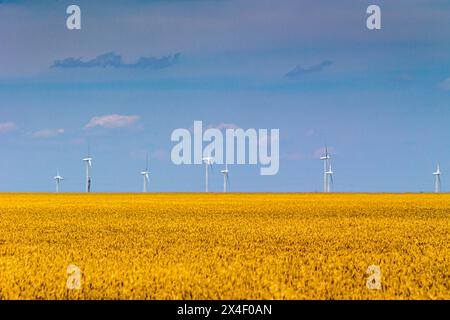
(85, 114, 140, 129)
(51, 52, 180, 70)
(0, 122, 17, 134)
(208, 122, 240, 130)
(189, 122, 241, 133)
(439, 77, 450, 91)
(32, 128, 64, 138)
(285, 60, 333, 78)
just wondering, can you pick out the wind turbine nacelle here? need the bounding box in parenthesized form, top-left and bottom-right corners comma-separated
(202, 157, 214, 164)
(83, 158, 93, 167)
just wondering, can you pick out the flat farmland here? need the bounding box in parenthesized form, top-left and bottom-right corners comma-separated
(0, 193, 448, 299)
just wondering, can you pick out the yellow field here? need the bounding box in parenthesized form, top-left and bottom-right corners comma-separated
(0, 193, 448, 300)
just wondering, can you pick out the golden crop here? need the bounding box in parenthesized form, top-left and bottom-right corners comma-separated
(0, 193, 448, 300)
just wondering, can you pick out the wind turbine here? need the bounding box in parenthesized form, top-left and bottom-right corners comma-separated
(141, 154, 150, 193)
(54, 170, 64, 193)
(326, 161, 334, 192)
(83, 147, 93, 193)
(221, 164, 229, 193)
(202, 156, 214, 192)
(433, 164, 441, 193)
(320, 146, 331, 192)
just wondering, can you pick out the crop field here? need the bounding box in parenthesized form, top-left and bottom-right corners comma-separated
(0, 193, 448, 300)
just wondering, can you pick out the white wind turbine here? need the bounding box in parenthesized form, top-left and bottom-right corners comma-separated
(220, 164, 229, 193)
(320, 146, 331, 192)
(83, 148, 93, 193)
(202, 156, 214, 192)
(433, 164, 441, 193)
(54, 170, 64, 193)
(141, 154, 150, 193)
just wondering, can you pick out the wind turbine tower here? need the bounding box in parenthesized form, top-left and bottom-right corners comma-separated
(320, 147, 331, 192)
(54, 170, 64, 193)
(433, 164, 441, 193)
(221, 164, 229, 193)
(202, 157, 213, 192)
(326, 161, 334, 192)
(83, 148, 93, 193)
(141, 154, 150, 193)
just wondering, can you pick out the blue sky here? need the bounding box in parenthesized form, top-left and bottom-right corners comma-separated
(1, 0, 450, 192)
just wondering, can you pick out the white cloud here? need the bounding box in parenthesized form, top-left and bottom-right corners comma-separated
(439, 77, 450, 91)
(32, 128, 64, 138)
(0, 122, 17, 134)
(189, 122, 240, 133)
(85, 114, 140, 129)
(211, 122, 240, 130)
